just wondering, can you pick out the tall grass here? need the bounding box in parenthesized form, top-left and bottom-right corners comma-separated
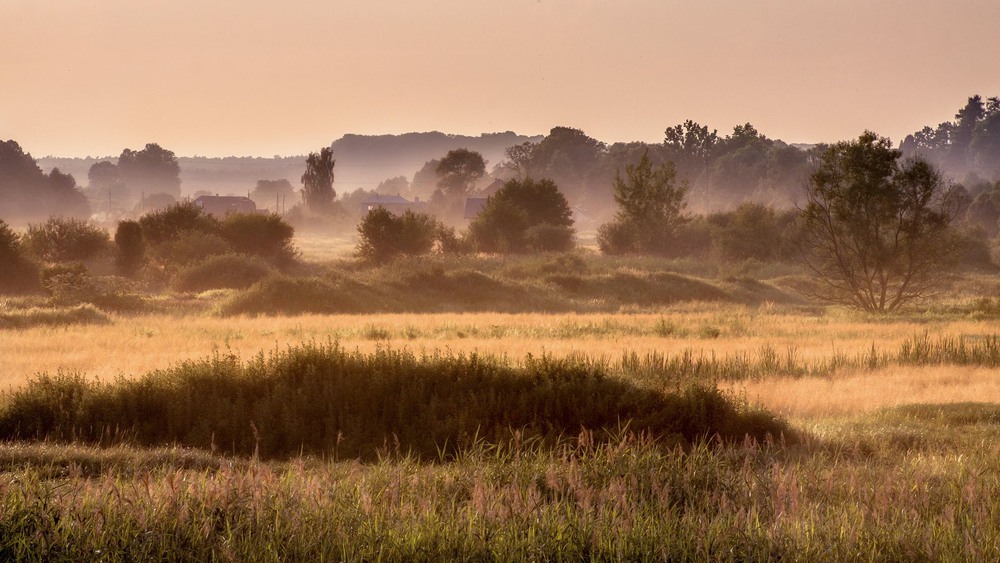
(0, 343, 790, 460)
(3, 425, 1000, 560)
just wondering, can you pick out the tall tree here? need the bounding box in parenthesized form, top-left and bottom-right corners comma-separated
(301, 147, 336, 213)
(431, 149, 485, 221)
(0, 140, 90, 223)
(801, 132, 962, 313)
(117, 143, 181, 199)
(597, 150, 688, 254)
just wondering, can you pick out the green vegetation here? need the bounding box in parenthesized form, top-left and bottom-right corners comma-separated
(0, 343, 789, 460)
(171, 253, 273, 292)
(22, 217, 109, 263)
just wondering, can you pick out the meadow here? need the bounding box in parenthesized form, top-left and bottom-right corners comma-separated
(3, 243, 1000, 559)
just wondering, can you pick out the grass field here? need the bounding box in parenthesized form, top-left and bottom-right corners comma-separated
(3, 248, 1000, 558)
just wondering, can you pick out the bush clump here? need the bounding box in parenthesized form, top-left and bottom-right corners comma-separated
(356, 207, 450, 262)
(467, 178, 575, 253)
(114, 220, 145, 275)
(0, 219, 41, 293)
(219, 212, 298, 268)
(171, 254, 273, 292)
(22, 217, 109, 263)
(0, 343, 793, 460)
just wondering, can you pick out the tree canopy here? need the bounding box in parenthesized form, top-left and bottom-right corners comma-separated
(467, 178, 575, 253)
(801, 132, 962, 313)
(118, 143, 181, 200)
(301, 147, 336, 213)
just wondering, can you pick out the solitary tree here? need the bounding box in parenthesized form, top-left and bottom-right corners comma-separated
(301, 147, 336, 213)
(801, 132, 962, 313)
(467, 178, 575, 253)
(597, 150, 688, 255)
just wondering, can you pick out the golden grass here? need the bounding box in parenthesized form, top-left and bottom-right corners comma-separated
(1, 304, 997, 391)
(730, 365, 1000, 420)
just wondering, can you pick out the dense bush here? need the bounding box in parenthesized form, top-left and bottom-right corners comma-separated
(219, 212, 297, 267)
(0, 219, 41, 293)
(21, 217, 109, 263)
(467, 178, 575, 253)
(356, 207, 447, 262)
(218, 276, 364, 316)
(137, 201, 221, 245)
(171, 254, 273, 292)
(0, 343, 792, 460)
(42, 267, 145, 312)
(150, 230, 233, 267)
(114, 220, 145, 275)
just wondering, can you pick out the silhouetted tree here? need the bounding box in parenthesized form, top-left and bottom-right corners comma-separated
(301, 147, 336, 213)
(118, 143, 181, 200)
(87, 161, 130, 211)
(251, 179, 296, 210)
(467, 178, 575, 253)
(597, 151, 688, 255)
(431, 149, 485, 221)
(0, 140, 90, 223)
(801, 132, 962, 313)
(114, 220, 145, 275)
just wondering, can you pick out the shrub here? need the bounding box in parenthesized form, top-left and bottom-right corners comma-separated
(596, 220, 637, 255)
(22, 217, 109, 262)
(218, 276, 362, 316)
(711, 202, 783, 261)
(43, 268, 145, 312)
(467, 178, 575, 253)
(356, 207, 444, 262)
(171, 254, 274, 292)
(219, 212, 298, 267)
(151, 230, 233, 267)
(137, 201, 221, 245)
(0, 220, 41, 293)
(114, 220, 145, 275)
(0, 343, 793, 460)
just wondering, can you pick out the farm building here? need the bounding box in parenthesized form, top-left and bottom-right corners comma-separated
(360, 194, 429, 215)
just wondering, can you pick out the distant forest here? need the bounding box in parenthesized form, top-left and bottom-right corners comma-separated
(4, 95, 999, 227)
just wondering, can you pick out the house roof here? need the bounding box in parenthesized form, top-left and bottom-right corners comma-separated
(194, 195, 254, 204)
(361, 194, 410, 204)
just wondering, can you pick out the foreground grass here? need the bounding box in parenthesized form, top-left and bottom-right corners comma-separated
(4, 408, 1000, 560)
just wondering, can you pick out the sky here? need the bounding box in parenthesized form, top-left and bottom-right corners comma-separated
(3, 0, 1000, 157)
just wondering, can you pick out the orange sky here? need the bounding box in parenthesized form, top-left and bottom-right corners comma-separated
(3, 0, 999, 157)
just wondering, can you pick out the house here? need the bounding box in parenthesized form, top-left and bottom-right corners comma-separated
(463, 178, 506, 220)
(194, 195, 257, 217)
(360, 194, 429, 215)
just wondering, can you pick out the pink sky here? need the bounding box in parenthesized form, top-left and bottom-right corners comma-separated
(3, 0, 999, 157)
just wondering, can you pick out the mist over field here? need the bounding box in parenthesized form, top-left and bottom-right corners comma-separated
(4, 0, 1000, 557)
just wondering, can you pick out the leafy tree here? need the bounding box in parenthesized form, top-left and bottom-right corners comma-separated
(597, 150, 688, 255)
(137, 201, 221, 245)
(375, 176, 410, 197)
(0, 140, 90, 223)
(801, 132, 962, 313)
(433, 149, 485, 198)
(117, 143, 181, 200)
(663, 120, 718, 182)
(431, 149, 485, 222)
(467, 178, 575, 253)
(356, 207, 446, 262)
(502, 142, 537, 179)
(0, 219, 40, 293)
(87, 161, 129, 210)
(410, 159, 440, 198)
(22, 217, 110, 263)
(301, 147, 336, 213)
(114, 220, 145, 275)
(250, 179, 296, 210)
(220, 212, 298, 267)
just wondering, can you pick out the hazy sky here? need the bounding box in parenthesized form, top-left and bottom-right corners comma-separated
(3, 0, 999, 157)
